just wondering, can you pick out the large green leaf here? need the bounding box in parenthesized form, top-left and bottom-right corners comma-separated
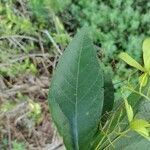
(48, 27, 104, 150)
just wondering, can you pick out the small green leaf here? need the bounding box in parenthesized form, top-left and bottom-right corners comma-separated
(48, 27, 104, 150)
(30, 64, 37, 74)
(139, 73, 148, 87)
(131, 119, 150, 129)
(124, 99, 133, 122)
(119, 52, 145, 72)
(143, 38, 150, 71)
(54, 16, 65, 33)
(130, 119, 150, 139)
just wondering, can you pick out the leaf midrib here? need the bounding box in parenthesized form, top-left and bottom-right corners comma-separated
(74, 38, 84, 150)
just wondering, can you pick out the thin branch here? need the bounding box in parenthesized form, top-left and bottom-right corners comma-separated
(0, 35, 38, 42)
(43, 30, 62, 55)
(7, 116, 12, 150)
(0, 53, 54, 68)
(11, 37, 27, 52)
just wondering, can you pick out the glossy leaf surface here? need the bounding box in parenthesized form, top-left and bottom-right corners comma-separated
(48, 27, 104, 150)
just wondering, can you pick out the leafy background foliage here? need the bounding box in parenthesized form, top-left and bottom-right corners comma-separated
(61, 0, 150, 99)
(69, 0, 150, 59)
(0, 0, 150, 149)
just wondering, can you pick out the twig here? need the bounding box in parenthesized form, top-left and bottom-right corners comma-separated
(40, 58, 50, 75)
(0, 84, 28, 98)
(7, 116, 12, 150)
(0, 83, 49, 99)
(0, 53, 54, 68)
(38, 34, 45, 54)
(0, 35, 38, 42)
(5, 102, 28, 119)
(18, 0, 27, 14)
(43, 30, 62, 55)
(38, 34, 50, 75)
(11, 37, 27, 52)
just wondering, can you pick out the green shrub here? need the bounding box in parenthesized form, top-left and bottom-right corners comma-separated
(28, 0, 71, 20)
(69, 0, 150, 61)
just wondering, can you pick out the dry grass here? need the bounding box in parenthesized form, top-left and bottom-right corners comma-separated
(0, 53, 64, 149)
